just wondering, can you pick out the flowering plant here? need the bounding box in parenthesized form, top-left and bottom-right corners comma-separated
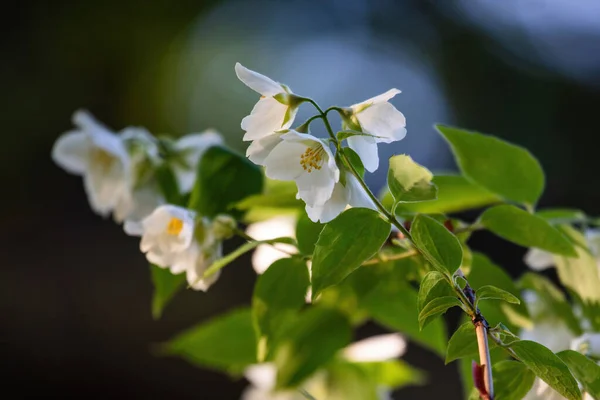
(52, 64, 600, 400)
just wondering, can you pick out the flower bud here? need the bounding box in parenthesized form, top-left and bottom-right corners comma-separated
(211, 214, 237, 240)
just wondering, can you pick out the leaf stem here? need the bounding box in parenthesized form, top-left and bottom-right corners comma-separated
(362, 249, 419, 266)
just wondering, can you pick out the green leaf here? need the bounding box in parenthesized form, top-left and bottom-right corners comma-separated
(536, 208, 587, 225)
(150, 264, 186, 320)
(325, 361, 380, 400)
(273, 307, 351, 389)
(418, 271, 453, 313)
(519, 273, 582, 335)
(355, 359, 425, 389)
(467, 253, 530, 330)
(189, 146, 263, 217)
(475, 285, 520, 306)
(311, 208, 391, 299)
(411, 214, 463, 276)
(445, 321, 497, 364)
(480, 205, 577, 257)
(295, 211, 323, 255)
(382, 174, 501, 215)
(252, 258, 310, 347)
(344, 265, 448, 356)
(155, 164, 183, 204)
(418, 296, 462, 330)
(436, 125, 545, 206)
(203, 237, 295, 278)
(342, 147, 365, 178)
(492, 360, 536, 400)
(510, 340, 581, 400)
(557, 350, 600, 399)
(162, 308, 256, 375)
(387, 154, 437, 203)
(554, 226, 600, 305)
(235, 179, 303, 213)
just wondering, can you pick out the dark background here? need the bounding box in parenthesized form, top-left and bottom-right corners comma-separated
(3, 0, 600, 398)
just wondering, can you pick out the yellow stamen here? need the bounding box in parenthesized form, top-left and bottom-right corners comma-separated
(91, 148, 115, 171)
(299, 145, 325, 173)
(166, 217, 184, 236)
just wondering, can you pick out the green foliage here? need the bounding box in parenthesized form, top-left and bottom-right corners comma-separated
(273, 307, 351, 389)
(235, 179, 303, 223)
(418, 296, 463, 330)
(162, 308, 257, 375)
(536, 208, 587, 225)
(252, 257, 310, 356)
(295, 211, 324, 255)
(150, 264, 186, 320)
(311, 208, 391, 299)
(387, 154, 437, 203)
(467, 253, 530, 330)
(475, 285, 520, 306)
(445, 321, 497, 364)
(189, 146, 263, 217)
(418, 271, 453, 313)
(381, 174, 501, 215)
(355, 360, 425, 389)
(519, 273, 582, 335)
(492, 360, 536, 400)
(342, 147, 366, 178)
(480, 205, 577, 257)
(436, 125, 545, 206)
(510, 340, 581, 400)
(411, 214, 463, 276)
(554, 226, 600, 305)
(154, 163, 183, 204)
(557, 350, 600, 399)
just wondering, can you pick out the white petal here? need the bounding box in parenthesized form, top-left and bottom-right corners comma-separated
(123, 220, 144, 236)
(347, 135, 379, 173)
(263, 141, 306, 181)
(174, 130, 223, 152)
(246, 216, 297, 273)
(242, 97, 289, 141)
(295, 166, 336, 207)
(51, 131, 89, 174)
(244, 363, 277, 390)
(246, 133, 283, 166)
(352, 88, 401, 111)
(235, 63, 286, 97)
(304, 180, 350, 223)
(170, 243, 200, 275)
(348, 173, 377, 210)
(520, 321, 574, 352)
(186, 257, 221, 291)
(524, 248, 555, 270)
(571, 333, 600, 357)
(343, 333, 407, 362)
(357, 102, 407, 143)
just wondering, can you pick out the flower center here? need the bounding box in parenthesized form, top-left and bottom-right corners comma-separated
(300, 145, 325, 173)
(166, 217, 184, 236)
(91, 148, 115, 171)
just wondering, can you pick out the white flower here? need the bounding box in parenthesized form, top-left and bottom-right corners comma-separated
(263, 130, 339, 207)
(345, 89, 407, 172)
(305, 172, 376, 223)
(170, 130, 224, 193)
(246, 131, 285, 166)
(571, 332, 600, 357)
(523, 248, 555, 271)
(124, 205, 221, 291)
(245, 216, 298, 274)
(236, 63, 299, 141)
(241, 334, 406, 400)
(52, 110, 132, 220)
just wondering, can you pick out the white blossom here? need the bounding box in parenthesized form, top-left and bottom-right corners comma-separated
(263, 130, 339, 207)
(305, 172, 376, 223)
(345, 89, 407, 172)
(245, 215, 298, 274)
(170, 130, 224, 193)
(241, 334, 406, 400)
(236, 63, 299, 141)
(52, 110, 132, 220)
(124, 205, 221, 291)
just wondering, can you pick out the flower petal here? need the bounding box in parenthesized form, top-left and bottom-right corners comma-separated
(304, 179, 349, 223)
(352, 88, 401, 111)
(347, 135, 379, 173)
(51, 131, 89, 174)
(295, 166, 336, 207)
(246, 133, 283, 166)
(173, 130, 224, 192)
(524, 248, 555, 271)
(235, 63, 285, 97)
(262, 140, 306, 181)
(357, 102, 407, 143)
(348, 173, 377, 210)
(241, 97, 289, 141)
(343, 333, 407, 362)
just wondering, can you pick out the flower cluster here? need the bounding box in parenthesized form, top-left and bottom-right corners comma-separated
(52, 110, 226, 290)
(236, 63, 406, 223)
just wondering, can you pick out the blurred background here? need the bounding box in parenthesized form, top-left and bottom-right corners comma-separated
(3, 0, 600, 398)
